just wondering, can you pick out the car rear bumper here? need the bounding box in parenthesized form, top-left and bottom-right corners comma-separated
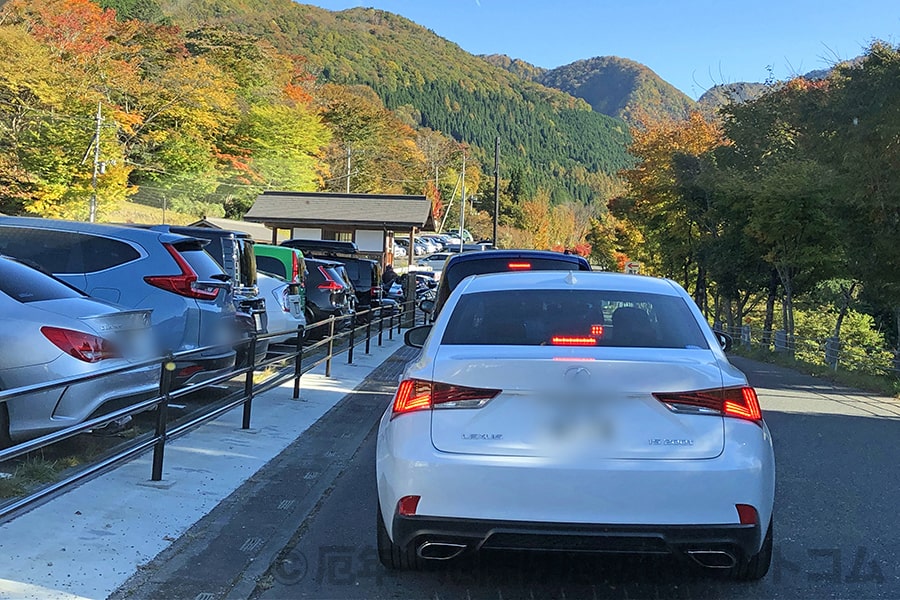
(391, 514, 761, 560)
(175, 348, 237, 387)
(377, 413, 775, 553)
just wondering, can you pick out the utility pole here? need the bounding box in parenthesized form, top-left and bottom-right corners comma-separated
(345, 146, 352, 194)
(89, 100, 102, 223)
(493, 136, 499, 248)
(459, 150, 466, 253)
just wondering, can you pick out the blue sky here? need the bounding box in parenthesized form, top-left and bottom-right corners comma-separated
(299, 0, 898, 99)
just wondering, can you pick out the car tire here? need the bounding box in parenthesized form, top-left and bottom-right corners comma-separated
(731, 519, 773, 581)
(376, 502, 425, 571)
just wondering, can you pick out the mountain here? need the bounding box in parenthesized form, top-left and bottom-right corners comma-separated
(697, 82, 768, 109)
(486, 55, 697, 123)
(152, 0, 632, 205)
(480, 54, 546, 82)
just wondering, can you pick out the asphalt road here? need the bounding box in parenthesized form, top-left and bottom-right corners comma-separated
(117, 353, 900, 600)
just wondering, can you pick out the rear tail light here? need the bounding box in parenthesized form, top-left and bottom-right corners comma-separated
(280, 287, 291, 312)
(653, 386, 763, 425)
(144, 244, 220, 300)
(317, 266, 343, 291)
(391, 379, 501, 418)
(41, 326, 120, 363)
(291, 251, 301, 283)
(507, 262, 531, 270)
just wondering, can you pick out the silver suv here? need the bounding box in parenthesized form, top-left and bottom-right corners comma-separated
(0, 217, 238, 387)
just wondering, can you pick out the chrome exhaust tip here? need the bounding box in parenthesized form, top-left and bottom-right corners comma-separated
(686, 549, 738, 569)
(416, 541, 467, 560)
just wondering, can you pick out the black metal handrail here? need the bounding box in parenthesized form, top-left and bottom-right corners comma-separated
(0, 297, 425, 523)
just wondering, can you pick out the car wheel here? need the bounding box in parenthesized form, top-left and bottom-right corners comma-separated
(376, 502, 425, 570)
(731, 519, 773, 581)
(0, 403, 12, 449)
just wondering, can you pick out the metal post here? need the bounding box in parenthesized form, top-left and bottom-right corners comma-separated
(378, 309, 384, 346)
(325, 316, 335, 378)
(493, 136, 500, 247)
(389, 310, 394, 341)
(293, 326, 304, 400)
(242, 334, 257, 429)
(151, 357, 175, 481)
(365, 310, 372, 354)
(89, 100, 101, 223)
(348, 318, 355, 364)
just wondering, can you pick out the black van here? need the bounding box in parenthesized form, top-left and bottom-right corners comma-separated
(428, 250, 592, 317)
(281, 239, 383, 318)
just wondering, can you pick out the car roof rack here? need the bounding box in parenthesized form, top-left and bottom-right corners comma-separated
(281, 238, 359, 257)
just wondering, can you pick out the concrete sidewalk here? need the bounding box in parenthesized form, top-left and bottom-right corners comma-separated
(0, 336, 406, 600)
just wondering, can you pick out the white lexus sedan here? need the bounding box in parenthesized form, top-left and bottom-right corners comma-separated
(376, 271, 775, 580)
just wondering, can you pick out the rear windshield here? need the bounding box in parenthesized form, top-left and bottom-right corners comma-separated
(257, 255, 287, 279)
(441, 290, 709, 349)
(0, 258, 84, 302)
(445, 257, 588, 290)
(179, 248, 227, 281)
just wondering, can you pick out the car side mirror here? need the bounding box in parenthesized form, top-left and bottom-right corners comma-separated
(419, 299, 435, 314)
(714, 330, 733, 352)
(404, 325, 432, 348)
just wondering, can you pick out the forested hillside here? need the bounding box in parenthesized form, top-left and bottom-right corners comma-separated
(536, 56, 697, 123)
(153, 0, 632, 205)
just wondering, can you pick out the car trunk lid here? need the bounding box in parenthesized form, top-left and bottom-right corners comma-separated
(429, 347, 725, 460)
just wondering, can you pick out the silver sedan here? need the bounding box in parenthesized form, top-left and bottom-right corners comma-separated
(0, 256, 161, 446)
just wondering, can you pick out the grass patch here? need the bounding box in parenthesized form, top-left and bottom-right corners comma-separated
(103, 200, 197, 226)
(732, 345, 900, 398)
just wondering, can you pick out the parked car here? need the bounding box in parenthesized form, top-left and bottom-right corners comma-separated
(280, 239, 382, 320)
(303, 257, 352, 336)
(427, 249, 592, 317)
(392, 243, 408, 259)
(394, 237, 427, 256)
(254, 243, 306, 318)
(377, 271, 775, 580)
(446, 228, 473, 243)
(415, 253, 451, 276)
(0, 216, 238, 388)
(136, 225, 268, 367)
(256, 273, 306, 345)
(0, 255, 161, 445)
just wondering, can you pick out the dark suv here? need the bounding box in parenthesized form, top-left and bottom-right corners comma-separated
(281, 239, 383, 319)
(303, 257, 352, 335)
(429, 250, 592, 316)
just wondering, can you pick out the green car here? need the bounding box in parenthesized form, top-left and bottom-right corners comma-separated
(254, 244, 306, 309)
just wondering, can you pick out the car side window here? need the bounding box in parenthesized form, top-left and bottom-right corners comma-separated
(0, 228, 86, 273)
(81, 235, 141, 272)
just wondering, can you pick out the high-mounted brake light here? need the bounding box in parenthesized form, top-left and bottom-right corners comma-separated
(391, 379, 500, 418)
(144, 244, 220, 300)
(551, 336, 598, 346)
(653, 386, 763, 424)
(317, 266, 343, 291)
(507, 262, 531, 270)
(590, 324, 604, 336)
(41, 326, 120, 363)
